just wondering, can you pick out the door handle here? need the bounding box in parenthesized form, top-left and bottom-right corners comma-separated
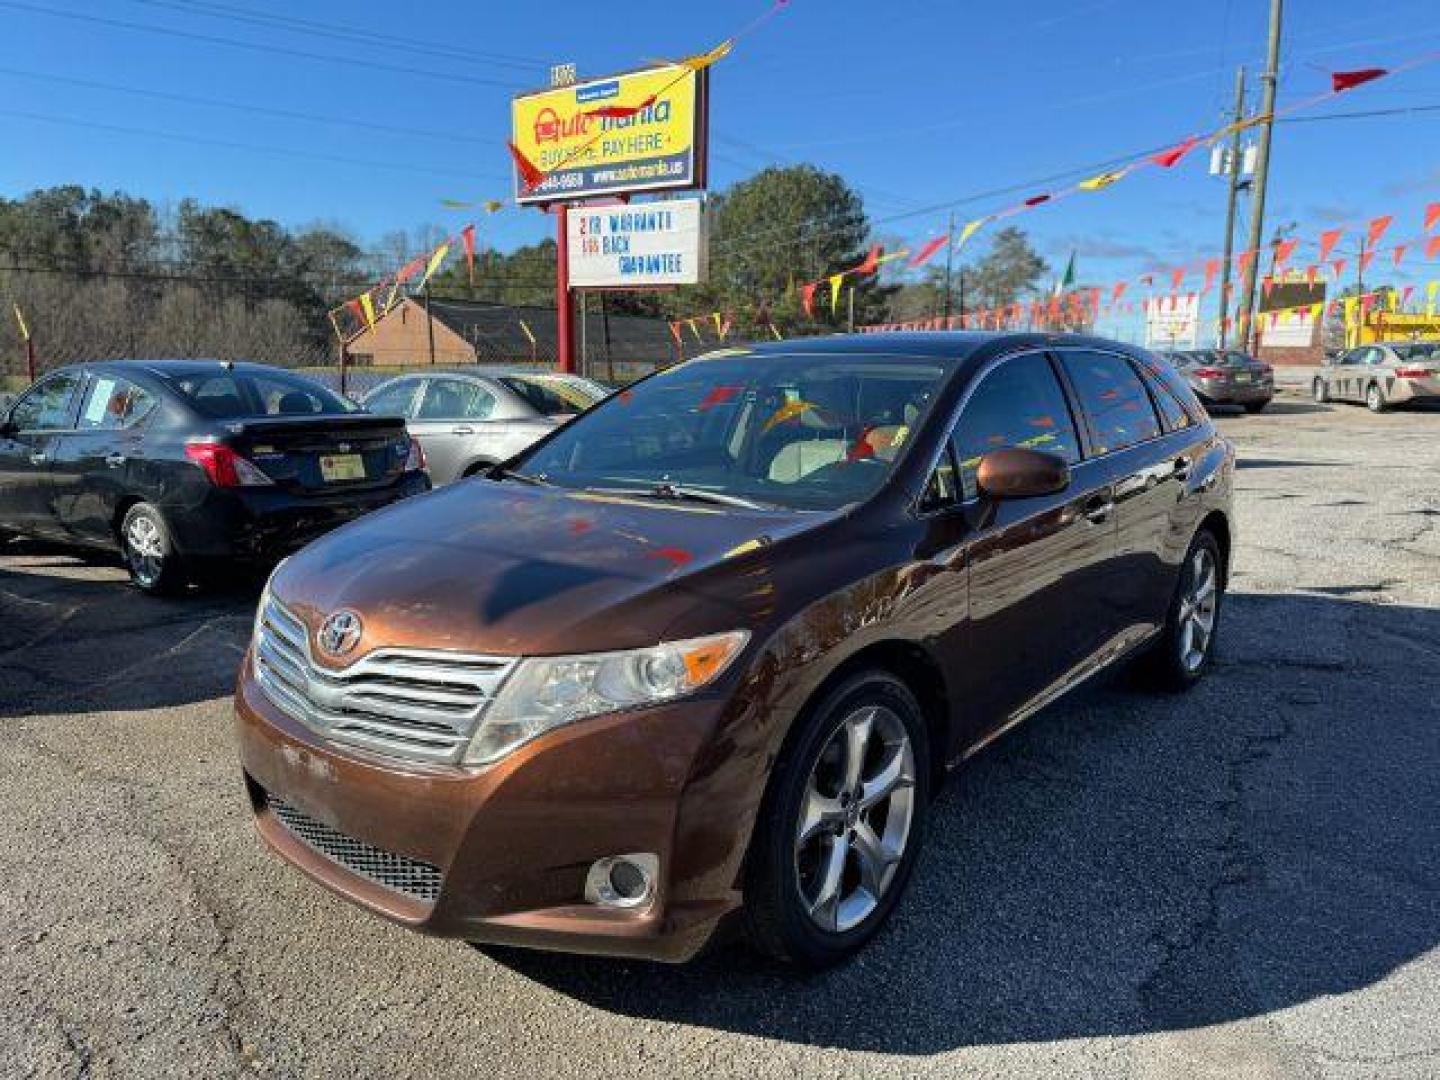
(1173, 455, 1192, 481)
(105, 452, 128, 468)
(28, 451, 46, 466)
(1082, 494, 1114, 525)
(450, 425, 475, 435)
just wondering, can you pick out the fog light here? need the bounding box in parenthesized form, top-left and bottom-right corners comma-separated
(584, 853, 658, 909)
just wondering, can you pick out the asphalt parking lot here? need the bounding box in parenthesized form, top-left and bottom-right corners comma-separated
(1, 394, 1437, 1079)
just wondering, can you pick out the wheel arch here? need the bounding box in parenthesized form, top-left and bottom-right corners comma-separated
(1197, 509, 1231, 589)
(792, 639, 952, 792)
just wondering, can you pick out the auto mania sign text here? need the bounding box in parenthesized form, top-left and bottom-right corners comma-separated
(511, 64, 704, 204)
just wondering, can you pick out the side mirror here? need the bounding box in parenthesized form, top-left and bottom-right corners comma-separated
(976, 447, 1070, 501)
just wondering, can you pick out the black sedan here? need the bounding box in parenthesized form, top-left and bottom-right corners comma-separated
(1163, 349, 1274, 414)
(0, 360, 429, 594)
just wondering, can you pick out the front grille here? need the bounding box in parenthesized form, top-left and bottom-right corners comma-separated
(269, 795, 442, 902)
(253, 595, 515, 765)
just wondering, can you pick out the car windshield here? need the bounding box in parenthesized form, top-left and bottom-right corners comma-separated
(499, 375, 603, 415)
(1394, 342, 1440, 362)
(515, 351, 948, 511)
(165, 369, 356, 418)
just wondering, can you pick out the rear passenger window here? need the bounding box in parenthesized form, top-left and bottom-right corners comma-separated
(365, 380, 419, 417)
(79, 376, 156, 431)
(954, 353, 1081, 499)
(1137, 367, 1192, 433)
(417, 379, 496, 420)
(1058, 351, 1163, 454)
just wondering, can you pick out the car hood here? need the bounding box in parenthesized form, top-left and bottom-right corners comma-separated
(268, 479, 833, 659)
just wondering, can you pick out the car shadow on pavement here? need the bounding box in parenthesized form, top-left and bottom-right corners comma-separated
(488, 591, 1440, 1055)
(0, 539, 258, 718)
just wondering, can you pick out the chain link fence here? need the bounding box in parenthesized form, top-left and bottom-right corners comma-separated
(1, 267, 778, 396)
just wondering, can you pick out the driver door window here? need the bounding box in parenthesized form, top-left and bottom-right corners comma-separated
(952, 353, 1081, 499)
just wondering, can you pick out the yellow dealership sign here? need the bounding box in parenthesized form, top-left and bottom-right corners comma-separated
(511, 64, 708, 204)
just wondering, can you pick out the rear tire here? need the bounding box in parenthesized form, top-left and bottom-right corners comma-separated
(120, 503, 188, 596)
(744, 671, 930, 968)
(1135, 529, 1224, 692)
(1366, 382, 1387, 413)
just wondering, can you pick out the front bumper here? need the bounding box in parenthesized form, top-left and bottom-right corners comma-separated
(234, 659, 753, 962)
(170, 471, 430, 560)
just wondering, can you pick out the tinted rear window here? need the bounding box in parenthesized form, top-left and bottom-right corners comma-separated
(167, 370, 354, 418)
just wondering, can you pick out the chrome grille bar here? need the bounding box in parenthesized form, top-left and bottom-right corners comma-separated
(253, 596, 515, 765)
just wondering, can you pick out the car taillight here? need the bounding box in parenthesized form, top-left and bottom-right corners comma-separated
(404, 436, 426, 472)
(1395, 366, 1432, 378)
(1192, 367, 1225, 379)
(184, 441, 274, 488)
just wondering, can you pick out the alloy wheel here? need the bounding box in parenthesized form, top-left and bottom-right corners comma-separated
(1176, 547, 1218, 672)
(125, 515, 165, 588)
(794, 704, 916, 933)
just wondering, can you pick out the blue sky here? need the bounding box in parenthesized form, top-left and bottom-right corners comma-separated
(4, 0, 1440, 336)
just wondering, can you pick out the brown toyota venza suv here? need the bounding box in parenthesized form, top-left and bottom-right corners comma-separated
(235, 333, 1234, 966)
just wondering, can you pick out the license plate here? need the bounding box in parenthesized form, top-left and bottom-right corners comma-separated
(319, 453, 365, 482)
(1233, 373, 1252, 383)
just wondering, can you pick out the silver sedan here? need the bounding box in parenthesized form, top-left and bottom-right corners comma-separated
(1314, 341, 1440, 412)
(361, 371, 605, 485)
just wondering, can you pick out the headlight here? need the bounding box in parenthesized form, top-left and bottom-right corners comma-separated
(463, 630, 749, 765)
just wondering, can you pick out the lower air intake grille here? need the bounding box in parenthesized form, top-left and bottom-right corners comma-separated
(269, 795, 442, 903)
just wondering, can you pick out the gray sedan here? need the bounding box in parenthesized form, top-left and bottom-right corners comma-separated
(1165, 349, 1274, 414)
(361, 371, 605, 485)
(1313, 341, 1440, 412)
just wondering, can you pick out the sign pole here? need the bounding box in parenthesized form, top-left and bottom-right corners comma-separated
(25, 336, 36, 384)
(553, 203, 575, 374)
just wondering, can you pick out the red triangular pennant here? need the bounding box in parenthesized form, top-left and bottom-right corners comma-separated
(800, 282, 818, 319)
(908, 236, 947, 268)
(506, 140, 546, 191)
(1366, 214, 1394, 247)
(1393, 244, 1408, 269)
(1273, 238, 1298, 270)
(1332, 68, 1388, 93)
(1426, 202, 1440, 232)
(1317, 229, 1343, 264)
(1152, 136, 1200, 168)
(1427, 235, 1440, 259)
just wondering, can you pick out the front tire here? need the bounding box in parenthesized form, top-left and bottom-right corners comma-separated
(120, 503, 188, 596)
(1366, 382, 1387, 413)
(1243, 401, 1268, 414)
(744, 671, 931, 968)
(1136, 530, 1224, 691)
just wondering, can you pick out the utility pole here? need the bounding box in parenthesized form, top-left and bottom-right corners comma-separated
(942, 210, 956, 321)
(1237, 0, 1283, 354)
(1217, 66, 1247, 348)
(423, 282, 437, 365)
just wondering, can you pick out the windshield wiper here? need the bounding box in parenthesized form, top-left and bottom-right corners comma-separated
(490, 467, 551, 487)
(586, 482, 771, 511)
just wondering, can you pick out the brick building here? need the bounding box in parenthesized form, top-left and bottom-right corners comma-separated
(344, 296, 679, 379)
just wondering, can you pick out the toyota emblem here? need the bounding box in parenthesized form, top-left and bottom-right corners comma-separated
(317, 610, 363, 657)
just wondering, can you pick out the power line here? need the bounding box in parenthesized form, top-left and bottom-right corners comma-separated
(0, 65, 493, 148)
(0, 107, 511, 183)
(123, 0, 548, 72)
(0, 0, 522, 90)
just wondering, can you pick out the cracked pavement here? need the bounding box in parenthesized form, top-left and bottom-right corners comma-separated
(0, 395, 1436, 1078)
